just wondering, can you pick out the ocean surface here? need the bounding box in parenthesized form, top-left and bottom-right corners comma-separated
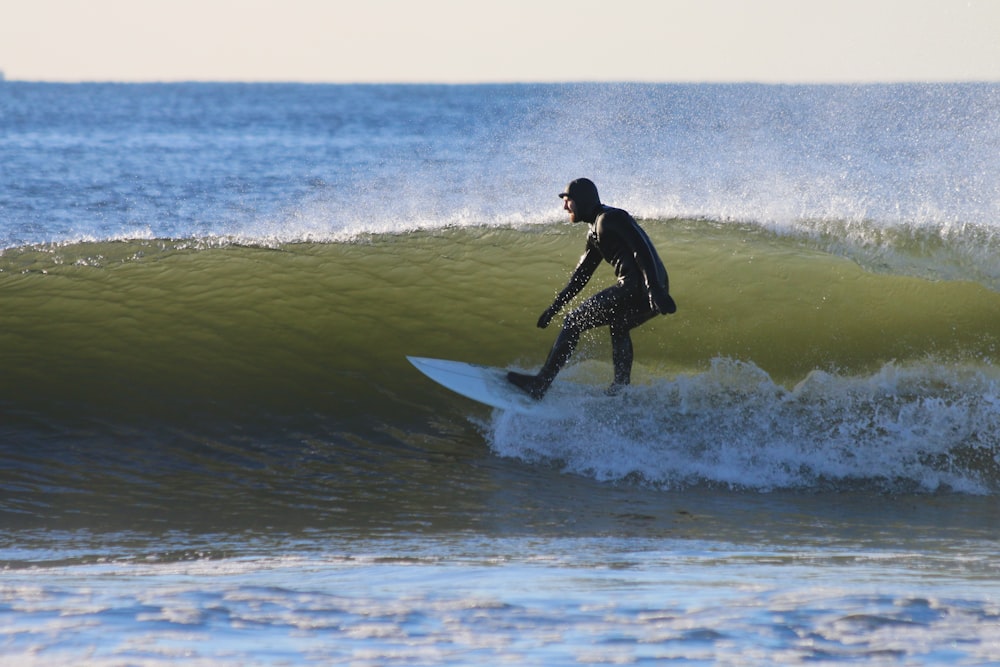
(2, 81, 1000, 665)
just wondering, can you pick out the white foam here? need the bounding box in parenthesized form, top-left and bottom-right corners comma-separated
(487, 358, 1000, 494)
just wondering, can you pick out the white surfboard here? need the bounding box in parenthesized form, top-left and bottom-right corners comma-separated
(407, 356, 548, 414)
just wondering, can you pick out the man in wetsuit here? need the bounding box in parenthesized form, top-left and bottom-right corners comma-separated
(508, 178, 676, 399)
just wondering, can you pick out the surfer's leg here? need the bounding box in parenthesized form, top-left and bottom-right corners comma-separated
(508, 287, 621, 399)
(608, 323, 634, 393)
(508, 321, 582, 399)
(608, 290, 657, 394)
(539, 325, 580, 380)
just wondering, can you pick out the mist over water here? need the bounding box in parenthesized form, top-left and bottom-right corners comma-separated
(3, 83, 999, 236)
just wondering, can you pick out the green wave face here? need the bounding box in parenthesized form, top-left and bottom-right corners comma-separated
(4, 221, 1000, 493)
(3, 221, 999, 418)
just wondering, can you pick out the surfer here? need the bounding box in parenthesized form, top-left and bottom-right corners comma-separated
(508, 178, 677, 399)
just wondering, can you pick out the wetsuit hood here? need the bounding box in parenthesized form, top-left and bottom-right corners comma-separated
(559, 178, 602, 223)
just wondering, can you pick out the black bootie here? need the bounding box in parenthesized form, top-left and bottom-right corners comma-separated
(506, 371, 549, 400)
(507, 329, 577, 400)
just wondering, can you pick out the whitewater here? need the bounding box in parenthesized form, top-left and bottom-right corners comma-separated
(2, 81, 1000, 665)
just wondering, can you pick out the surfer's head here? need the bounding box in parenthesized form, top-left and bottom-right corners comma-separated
(559, 178, 601, 223)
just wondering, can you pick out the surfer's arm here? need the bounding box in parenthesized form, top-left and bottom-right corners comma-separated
(537, 247, 601, 328)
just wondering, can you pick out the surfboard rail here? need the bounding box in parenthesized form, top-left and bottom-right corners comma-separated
(407, 356, 545, 414)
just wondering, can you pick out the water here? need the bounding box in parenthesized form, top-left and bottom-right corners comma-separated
(2, 81, 1000, 664)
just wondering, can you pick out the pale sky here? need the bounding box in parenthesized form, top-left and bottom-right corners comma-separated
(2, 0, 999, 83)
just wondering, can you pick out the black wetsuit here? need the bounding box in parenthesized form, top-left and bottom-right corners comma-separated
(554, 204, 673, 324)
(510, 203, 675, 399)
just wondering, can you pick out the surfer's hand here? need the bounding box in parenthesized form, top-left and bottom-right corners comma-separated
(537, 305, 559, 329)
(649, 285, 676, 314)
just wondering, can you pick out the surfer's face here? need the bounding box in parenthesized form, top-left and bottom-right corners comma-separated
(563, 197, 582, 223)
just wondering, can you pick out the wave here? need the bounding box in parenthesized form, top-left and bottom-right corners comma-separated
(2, 221, 1000, 498)
(774, 217, 1000, 292)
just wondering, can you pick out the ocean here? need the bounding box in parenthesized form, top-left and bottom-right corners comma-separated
(2, 81, 1000, 665)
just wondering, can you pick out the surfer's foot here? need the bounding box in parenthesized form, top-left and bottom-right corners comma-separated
(507, 371, 548, 400)
(605, 381, 628, 397)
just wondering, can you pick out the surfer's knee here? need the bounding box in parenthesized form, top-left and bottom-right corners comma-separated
(563, 308, 592, 334)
